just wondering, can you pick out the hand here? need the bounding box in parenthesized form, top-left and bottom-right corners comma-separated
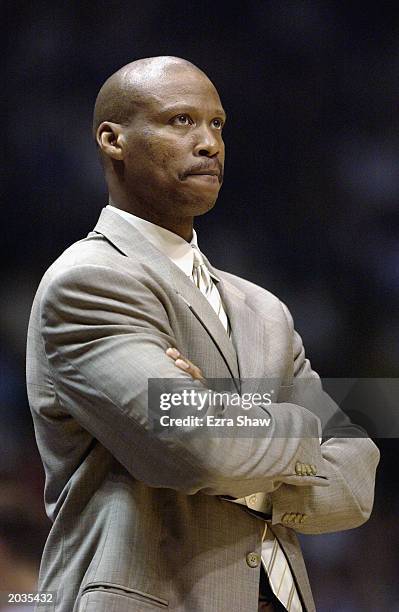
(166, 347, 205, 382)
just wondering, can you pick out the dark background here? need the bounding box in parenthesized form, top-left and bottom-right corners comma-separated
(2, 1, 398, 610)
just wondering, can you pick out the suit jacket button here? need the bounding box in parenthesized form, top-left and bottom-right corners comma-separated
(248, 494, 258, 506)
(282, 513, 294, 523)
(246, 552, 261, 568)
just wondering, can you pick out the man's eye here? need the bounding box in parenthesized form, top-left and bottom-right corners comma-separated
(212, 118, 223, 129)
(172, 114, 193, 126)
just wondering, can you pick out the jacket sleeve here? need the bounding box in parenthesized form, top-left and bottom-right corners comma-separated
(268, 303, 380, 533)
(40, 264, 328, 499)
(270, 436, 379, 533)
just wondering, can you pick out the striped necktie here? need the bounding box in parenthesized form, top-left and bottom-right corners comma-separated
(261, 525, 302, 611)
(190, 245, 230, 336)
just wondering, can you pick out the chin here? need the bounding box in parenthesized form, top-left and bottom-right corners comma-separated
(190, 196, 218, 217)
(184, 186, 220, 216)
(170, 182, 221, 217)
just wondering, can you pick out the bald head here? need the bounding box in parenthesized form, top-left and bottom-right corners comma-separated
(92, 56, 208, 138)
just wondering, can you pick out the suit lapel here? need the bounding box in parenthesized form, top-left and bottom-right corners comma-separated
(216, 276, 267, 385)
(92, 208, 240, 382)
(168, 265, 240, 382)
(214, 271, 286, 397)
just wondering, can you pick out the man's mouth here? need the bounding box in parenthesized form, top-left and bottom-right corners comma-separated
(181, 164, 223, 184)
(188, 169, 219, 177)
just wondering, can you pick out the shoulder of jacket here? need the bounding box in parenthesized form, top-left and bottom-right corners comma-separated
(217, 269, 285, 306)
(33, 234, 144, 302)
(216, 269, 296, 331)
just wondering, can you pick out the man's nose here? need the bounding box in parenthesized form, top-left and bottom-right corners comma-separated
(193, 125, 221, 157)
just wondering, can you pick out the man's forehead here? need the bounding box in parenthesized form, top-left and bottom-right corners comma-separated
(124, 64, 223, 111)
(149, 82, 223, 112)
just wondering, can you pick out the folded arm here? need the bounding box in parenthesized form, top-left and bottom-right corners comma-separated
(228, 303, 379, 532)
(40, 264, 327, 499)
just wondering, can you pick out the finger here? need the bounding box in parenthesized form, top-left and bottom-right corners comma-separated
(175, 358, 190, 371)
(175, 359, 204, 381)
(166, 348, 194, 370)
(166, 348, 205, 381)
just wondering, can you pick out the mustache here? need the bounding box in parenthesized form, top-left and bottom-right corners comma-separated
(180, 160, 224, 184)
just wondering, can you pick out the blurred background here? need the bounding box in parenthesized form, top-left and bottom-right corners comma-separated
(2, 1, 398, 610)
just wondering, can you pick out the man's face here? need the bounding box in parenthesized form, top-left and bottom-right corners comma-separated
(120, 66, 226, 221)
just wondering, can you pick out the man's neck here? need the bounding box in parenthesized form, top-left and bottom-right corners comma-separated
(108, 196, 194, 242)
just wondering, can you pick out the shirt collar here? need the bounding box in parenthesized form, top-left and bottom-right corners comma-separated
(106, 204, 219, 279)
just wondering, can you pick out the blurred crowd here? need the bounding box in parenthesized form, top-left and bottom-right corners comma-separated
(2, 2, 398, 610)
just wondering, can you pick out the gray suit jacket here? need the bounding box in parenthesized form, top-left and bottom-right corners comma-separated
(26, 208, 379, 612)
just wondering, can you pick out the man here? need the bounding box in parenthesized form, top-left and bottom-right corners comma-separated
(26, 56, 379, 612)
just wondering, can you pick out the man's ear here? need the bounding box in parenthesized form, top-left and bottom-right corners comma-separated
(96, 122, 125, 160)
